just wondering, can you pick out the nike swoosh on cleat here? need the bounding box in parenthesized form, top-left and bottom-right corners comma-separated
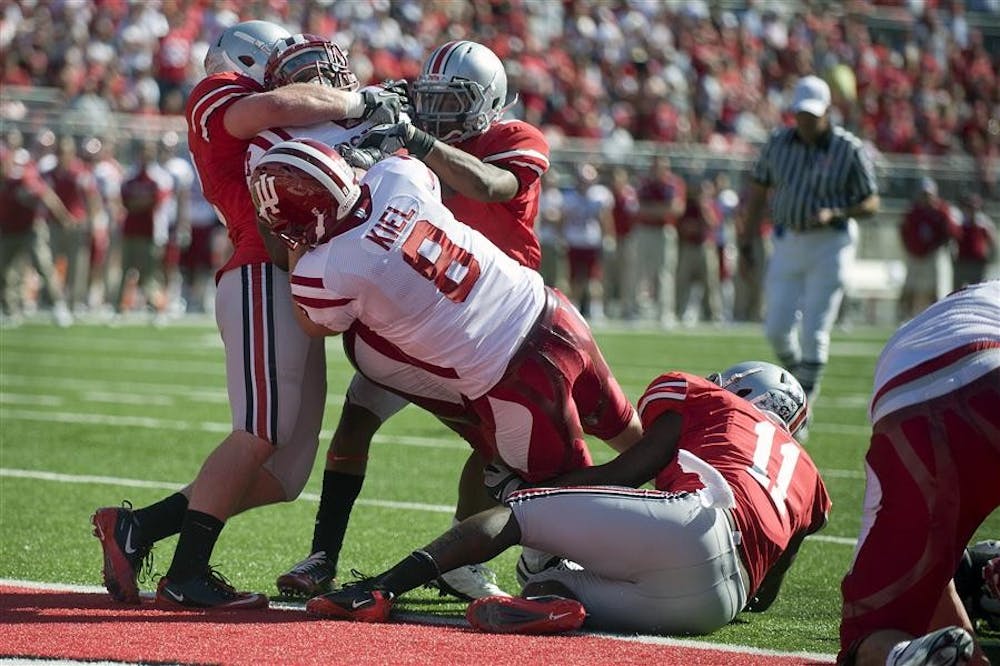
(165, 588, 185, 603)
(123, 525, 137, 555)
(548, 612, 572, 621)
(351, 598, 373, 609)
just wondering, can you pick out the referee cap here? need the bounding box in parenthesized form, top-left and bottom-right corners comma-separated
(790, 75, 831, 117)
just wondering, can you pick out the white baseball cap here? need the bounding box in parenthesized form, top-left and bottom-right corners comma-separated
(790, 75, 831, 117)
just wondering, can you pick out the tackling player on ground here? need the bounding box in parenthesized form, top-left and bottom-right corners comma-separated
(301, 360, 830, 636)
(250, 138, 641, 607)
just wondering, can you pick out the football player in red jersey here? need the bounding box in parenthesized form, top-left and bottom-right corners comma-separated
(838, 281, 999, 666)
(90, 20, 406, 610)
(303, 360, 829, 635)
(275, 41, 583, 601)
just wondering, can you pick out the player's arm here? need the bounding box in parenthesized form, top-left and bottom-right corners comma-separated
(420, 141, 519, 202)
(257, 217, 291, 271)
(540, 411, 683, 488)
(291, 300, 338, 338)
(287, 245, 343, 338)
(224, 83, 371, 140)
(36, 179, 74, 227)
(356, 123, 522, 202)
(744, 513, 826, 613)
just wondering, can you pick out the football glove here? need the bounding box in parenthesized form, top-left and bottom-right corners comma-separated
(483, 462, 527, 503)
(361, 88, 405, 125)
(357, 122, 436, 160)
(379, 79, 412, 115)
(985, 555, 999, 605)
(337, 144, 385, 170)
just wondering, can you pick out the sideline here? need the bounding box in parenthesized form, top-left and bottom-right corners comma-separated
(1, 579, 837, 664)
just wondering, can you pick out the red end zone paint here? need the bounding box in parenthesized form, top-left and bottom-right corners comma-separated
(1, 585, 831, 665)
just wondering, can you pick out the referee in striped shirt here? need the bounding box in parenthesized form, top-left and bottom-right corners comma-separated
(739, 75, 879, 437)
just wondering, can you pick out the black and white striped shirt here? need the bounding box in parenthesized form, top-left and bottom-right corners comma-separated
(752, 125, 878, 232)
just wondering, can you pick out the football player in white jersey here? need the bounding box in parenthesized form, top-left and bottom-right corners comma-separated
(249, 138, 641, 577)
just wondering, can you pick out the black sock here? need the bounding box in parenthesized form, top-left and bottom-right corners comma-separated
(134, 492, 188, 544)
(375, 550, 440, 596)
(166, 510, 224, 582)
(311, 471, 365, 572)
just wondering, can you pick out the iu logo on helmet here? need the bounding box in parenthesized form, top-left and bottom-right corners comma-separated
(253, 173, 281, 222)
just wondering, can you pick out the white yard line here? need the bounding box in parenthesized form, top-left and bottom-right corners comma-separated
(0, 467, 858, 543)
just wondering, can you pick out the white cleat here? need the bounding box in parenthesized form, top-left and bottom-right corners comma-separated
(430, 564, 510, 601)
(886, 626, 974, 666)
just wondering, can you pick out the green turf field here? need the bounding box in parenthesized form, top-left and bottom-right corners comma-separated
(1, 317, 997, 656)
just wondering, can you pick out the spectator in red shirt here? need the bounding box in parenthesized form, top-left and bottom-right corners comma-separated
(0, 134, 75, 327)
(953, 192, 997, 288)
(605, 166, 639, 320)
(42, 135, 102, 314)
(675, 177, 724, 324)
(115, 141, 174, 319)
(628, 155, 686, 326)
(898, 176, 961, 320)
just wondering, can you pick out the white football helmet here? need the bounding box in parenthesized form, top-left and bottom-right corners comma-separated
(412, 40, 509, 144)
(264, 33, 358, 91)
(710, 361, 808, 436)
(250, 138, 362, 249)
(204, 20, 291, 85)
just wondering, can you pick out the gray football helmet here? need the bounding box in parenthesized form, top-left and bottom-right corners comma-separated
(412, 40, 509, 144)
(204, 20, 291, 85)
(710, 361, 808, 436)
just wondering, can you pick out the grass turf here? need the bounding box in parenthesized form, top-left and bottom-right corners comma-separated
(1, 317, 997, 656)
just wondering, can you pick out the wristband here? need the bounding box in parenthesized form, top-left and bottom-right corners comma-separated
(344, 91, 366, 120)
(405, 125, 436, 160)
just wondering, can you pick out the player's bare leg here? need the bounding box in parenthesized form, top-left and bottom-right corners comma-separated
(431, 450, 510, 599)
(277, 402, 377, 597)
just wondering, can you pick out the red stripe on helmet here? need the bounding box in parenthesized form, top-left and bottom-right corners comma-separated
(428, 40, 462, 76)
(266, 139, 350, 192)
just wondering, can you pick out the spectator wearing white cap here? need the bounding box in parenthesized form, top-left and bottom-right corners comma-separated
(738, 74, 880, 438)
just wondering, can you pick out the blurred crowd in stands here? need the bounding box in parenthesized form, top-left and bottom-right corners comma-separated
(1, 0, 998, 327)
(2, 0, 998, 162)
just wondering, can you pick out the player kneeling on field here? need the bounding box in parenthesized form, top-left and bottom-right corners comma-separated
(303, 361, 831, 636)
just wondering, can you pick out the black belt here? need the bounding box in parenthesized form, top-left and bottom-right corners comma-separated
(774, 217, 848, 238)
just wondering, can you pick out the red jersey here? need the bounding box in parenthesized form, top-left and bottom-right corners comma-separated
(957, 212, 997, 262)
(447, 119, 549, 269)
(636, 172, 686, 228)
(637, 372, 831, 595)
(0, 158, 46, 233)
(676, 195, 721, 244)
(900, 201, 959, 258)
(45, 159, 96, 224)
(185, 72, 267, 279)
(120, 164, 174, 240)
(611, 181, 639, 239)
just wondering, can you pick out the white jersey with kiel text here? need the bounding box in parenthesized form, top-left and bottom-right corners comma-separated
(291, 156, 546, 400)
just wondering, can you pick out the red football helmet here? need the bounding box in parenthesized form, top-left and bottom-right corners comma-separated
(250, 138, 361, 249)
(263, 33, 358, 91)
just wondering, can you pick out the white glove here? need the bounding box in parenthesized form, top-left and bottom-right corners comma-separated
(483, 462, 527, 502)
